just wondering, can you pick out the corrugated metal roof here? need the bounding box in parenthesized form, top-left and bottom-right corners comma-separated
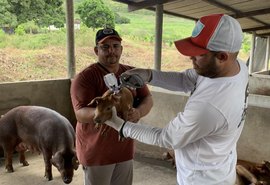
(114, 0, 270, 37)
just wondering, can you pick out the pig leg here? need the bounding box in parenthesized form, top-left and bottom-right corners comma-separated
(43, 151, 53, 181)
(3, 145, 14, 172)
(19, 150, 29, 166)
(15, 142, 29, 166)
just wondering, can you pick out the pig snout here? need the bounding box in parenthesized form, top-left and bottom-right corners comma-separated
(58, 166, 75, 184)
(59, 165, 78, 184)
(63, 176, 72, 184)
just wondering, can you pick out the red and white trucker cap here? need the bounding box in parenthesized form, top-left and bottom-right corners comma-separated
(174, 14, 243, 56)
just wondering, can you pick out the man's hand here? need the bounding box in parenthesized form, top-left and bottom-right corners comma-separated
(127, 108, 140, 123)
(122, 68, 152, 83)
(105, 106, 125, 132)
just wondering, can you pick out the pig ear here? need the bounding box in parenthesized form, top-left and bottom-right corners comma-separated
(88, 97, 101, 107)
(111, 94, 121, 104)
(51, 151, 64, 170)
(72, 152, 79, 170)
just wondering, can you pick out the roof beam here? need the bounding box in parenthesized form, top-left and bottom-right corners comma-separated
(147, 7, 197, 21)
(257, 32, 270, 37)
(232, 8, 270, 19)
(202, 0, 242, 14)
(124, 0, 177, 12)
(202, 0, 268, 26)
(243, 25, 270, 32)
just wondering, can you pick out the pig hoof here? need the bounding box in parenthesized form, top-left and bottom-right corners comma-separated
(45, 176, 53, 181)
(21, 161, 29, 166)
(6, 166, 14, 173)
(45, 173, 53, 181)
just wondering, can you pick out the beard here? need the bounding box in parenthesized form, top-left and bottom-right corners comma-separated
(106, 55, 120, 64)
(195, 55, 219, 78)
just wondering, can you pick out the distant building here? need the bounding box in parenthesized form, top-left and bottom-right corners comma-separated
(74, 19, 81, 30)
(48, 25, 60, 31)
(63, 19, 81, 30)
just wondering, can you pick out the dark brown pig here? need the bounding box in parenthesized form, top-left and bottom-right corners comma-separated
(0, 106, 79, 184)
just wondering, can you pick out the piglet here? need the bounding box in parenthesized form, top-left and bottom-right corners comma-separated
(0, 106, 79, 184)
(88, 87, 133, 125)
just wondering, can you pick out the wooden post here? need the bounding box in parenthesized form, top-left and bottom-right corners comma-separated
(66, 0, 75, 78)
(265, 36, 270, 71)
(154, 3, 163, 71)
(249, 32, 256, 74)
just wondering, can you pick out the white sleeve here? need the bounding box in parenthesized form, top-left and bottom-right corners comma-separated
(149, 69, 198, 93)
(122, 101, 226, 149)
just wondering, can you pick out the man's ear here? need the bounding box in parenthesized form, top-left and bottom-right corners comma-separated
(215, 52, 228, 61)
(94, 46, 98, 55)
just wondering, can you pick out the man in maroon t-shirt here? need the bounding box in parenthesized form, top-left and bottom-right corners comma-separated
(70, 28, 153, 185)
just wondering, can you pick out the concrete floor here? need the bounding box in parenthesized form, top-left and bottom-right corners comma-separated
(0, 152, 176, 185)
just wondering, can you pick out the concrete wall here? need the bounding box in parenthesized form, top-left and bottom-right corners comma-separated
(137, 87, 270, 163)
(1, 79, 270, 163)
(0, 78, 76, 126)
(249, 72, 270, 96)
(136, 88, 188, 159)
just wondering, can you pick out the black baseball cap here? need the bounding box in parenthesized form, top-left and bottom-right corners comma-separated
(95, 28, 122, 45)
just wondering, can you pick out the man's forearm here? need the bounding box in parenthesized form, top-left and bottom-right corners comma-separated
(136, 95, 153, 118)
(75, 107, 95, 124)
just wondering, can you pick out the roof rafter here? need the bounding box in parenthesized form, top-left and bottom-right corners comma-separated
(243, 25, 270, 32)
(114, 0, 178, 12)
(202, 0, 267, 26)
(232, 8, 270, 19)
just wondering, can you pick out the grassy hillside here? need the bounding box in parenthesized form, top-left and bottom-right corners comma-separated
(0, 0, 250, 82)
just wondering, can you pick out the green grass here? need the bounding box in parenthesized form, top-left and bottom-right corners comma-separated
(115, 12, 195, 46)
(0, 31, 67, 49)
(0, 14, 195, 49)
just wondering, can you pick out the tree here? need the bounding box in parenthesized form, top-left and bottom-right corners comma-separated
(76, 0, 115, 30)
(37, 0, 66, 28)
(0, 0, 17, 30)
(2, 0, 65, 30)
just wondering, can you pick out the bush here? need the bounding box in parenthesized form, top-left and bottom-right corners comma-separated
(115, 13, 130, 24)
(15, 25, 26, 35)
(20, 21, 40, 34)
(242, 33, 251, 53)
(0, 30, 7, 48)
(0, 29, 5, 39)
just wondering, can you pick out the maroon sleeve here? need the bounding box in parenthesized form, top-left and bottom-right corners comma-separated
(70, 66, 108, 111)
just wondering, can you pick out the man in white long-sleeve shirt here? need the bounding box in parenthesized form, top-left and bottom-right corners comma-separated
(104, 14, 249, 185)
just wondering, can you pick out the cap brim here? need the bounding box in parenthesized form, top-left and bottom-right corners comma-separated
(174, 37, 209, 56)
(98, 35, 122, 44)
